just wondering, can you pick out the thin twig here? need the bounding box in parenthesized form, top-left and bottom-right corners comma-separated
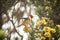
(5, 13, 23, 40)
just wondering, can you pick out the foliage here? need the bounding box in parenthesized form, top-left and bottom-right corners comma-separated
(26, 0, 60, 40)
(0, 0, 60, 40)
(24, 17, 60, 40)
(0, 29, 5, 40)
(30, 0, 60, 24)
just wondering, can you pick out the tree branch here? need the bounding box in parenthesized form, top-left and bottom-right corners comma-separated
(5, 13, 23, 40)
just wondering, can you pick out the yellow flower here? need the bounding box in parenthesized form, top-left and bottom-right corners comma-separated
(44, 32, 51, 37)
(42, 17, 50, 21)
(36, 33, 42, 38)
(45, 6, 49, 10)
(41, 36, 46, 40)
(41, 17, 49, 25)
(36, 17, 50, 27)
(36, 20, 43, 26)
(56, 25, 60, 29)
(51, 28, 56, 33)
(43, 27, 51, 32)
(23, 26, 31, 32)
(42, 19, 47, 25)
(35, 30, 39, 33)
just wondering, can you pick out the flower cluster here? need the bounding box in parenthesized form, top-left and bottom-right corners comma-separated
(23, 17, 60, 40)
(35, 17, 57, 40)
